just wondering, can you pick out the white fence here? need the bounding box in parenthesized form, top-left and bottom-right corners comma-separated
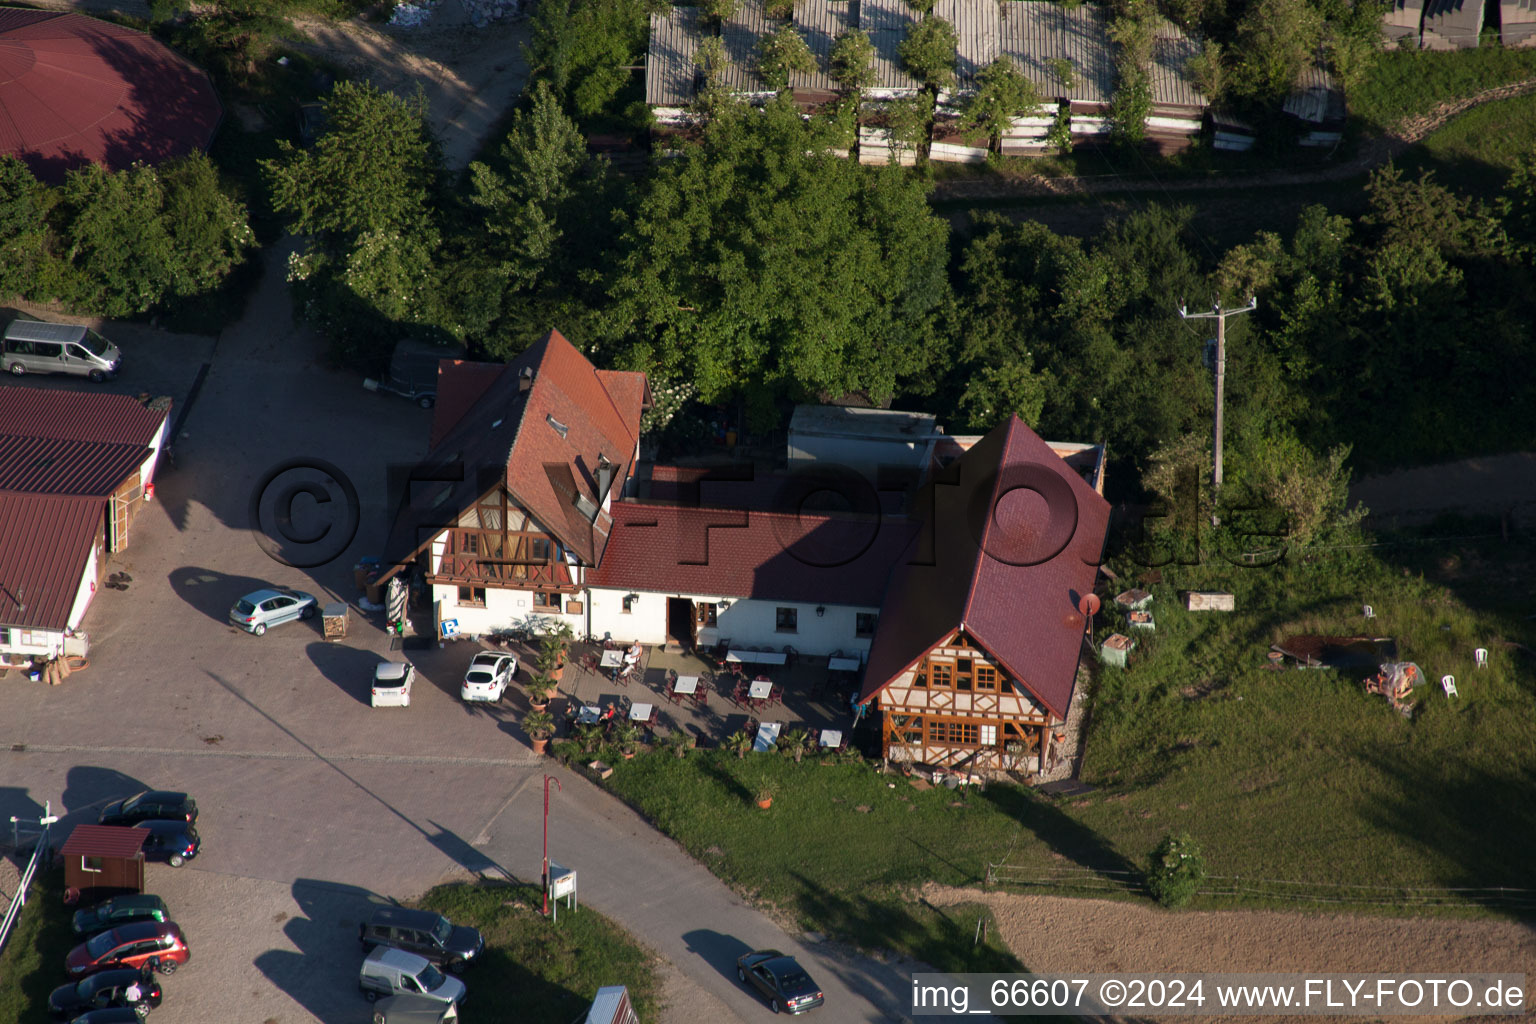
(0, 818, 52, 958)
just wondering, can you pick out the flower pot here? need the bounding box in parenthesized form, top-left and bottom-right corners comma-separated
(529, 699, 549, 713)
(622, 750, 636, 760)
(756, 797, 773, 809)
(531, 737, 550, 755)
(550, 664, 565, 682)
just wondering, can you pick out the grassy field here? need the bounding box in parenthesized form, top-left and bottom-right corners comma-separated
(416, 882, 662, 1024)
(0, 870, 79, 1024)
(595, 535, 1536, 968)
(1396, 92, 1536, 197)
(1351, 46, 1536, 131)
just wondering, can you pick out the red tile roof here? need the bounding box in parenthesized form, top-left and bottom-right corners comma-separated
(0, 11, 223, 182)
(859, 417, 1111, 720)
(60, 824, 146, 859)
(587, 501, 916, 606)
(0, 436, 146, 496)
(0, 492, 100, 630)
(386, 331, 646, 569)
(0, 387, 169, 447)
(429, 361, 505, 449)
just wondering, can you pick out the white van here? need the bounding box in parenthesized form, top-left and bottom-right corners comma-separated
(360, 947, 465, 1006)
(3, 319, 122, 382)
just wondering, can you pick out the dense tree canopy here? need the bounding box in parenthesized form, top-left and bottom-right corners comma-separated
(601, 96, 952, 425)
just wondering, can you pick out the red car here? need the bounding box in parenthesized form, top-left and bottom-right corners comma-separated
(65, 921, 189, 978)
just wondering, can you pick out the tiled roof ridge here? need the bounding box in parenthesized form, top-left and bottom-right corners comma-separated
(615, 498, 896, 525)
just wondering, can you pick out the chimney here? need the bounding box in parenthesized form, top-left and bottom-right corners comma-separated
(597, 454, 614, 501)
(518, 366, 534, 393)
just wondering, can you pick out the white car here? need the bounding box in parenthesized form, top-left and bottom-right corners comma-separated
(460, 652, 517, 703)
(372, 662, 415, 708)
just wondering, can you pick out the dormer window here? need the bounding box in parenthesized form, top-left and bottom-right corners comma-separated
(547, 414, 568, 439)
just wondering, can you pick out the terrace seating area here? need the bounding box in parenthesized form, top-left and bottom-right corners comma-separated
(552, 640, 868, 752)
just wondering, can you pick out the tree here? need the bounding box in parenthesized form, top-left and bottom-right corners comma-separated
(1108, 5, 1155, 143)
(829, 28, 877, 95)
(603, 96, 952, 426)
(1046, 56, 1077, 93)
(0, 156, 48, 299)
(899, 17, 957, 92)
(529, 0, 663, 117)
(958, 56, 1039, 150)
(884, 92, 935, 162)
(1146, 833, 1206, 908)
(264, 81, 442, 240)
(756, 25, 816, 91)
(702, 0, 740, 22)
(1185, 39, 1225, 102)
(1229, 0, 1324, 104)
(468, 82, 590, 290)
(1229, 434, 1365, 546)
(958, 362, 1053, 432)
(157, 154, 256, 300)
(694, 36, 731, 90)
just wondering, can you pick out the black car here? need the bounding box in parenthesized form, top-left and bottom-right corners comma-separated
(99, 792, 197, 828)
(133, 821, 200, 867)
(359, 906, 483, 972)
(72, 895, 169, 938)
(737, 950, 824, 1015)
(48, 968, 161, 1020)
(68, 1010, 146, 1024)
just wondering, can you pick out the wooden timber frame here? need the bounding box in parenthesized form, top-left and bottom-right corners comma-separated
(427, 485, 579, 595)
(877, 630, 1062, 774)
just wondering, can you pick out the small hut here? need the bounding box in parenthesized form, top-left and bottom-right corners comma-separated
(60, 825, 146, 903)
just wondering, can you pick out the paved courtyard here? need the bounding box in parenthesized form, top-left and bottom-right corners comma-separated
(0, 263, 934, 1023)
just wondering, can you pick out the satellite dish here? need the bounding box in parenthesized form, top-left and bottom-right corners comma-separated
(1078, 594, 1101, 618)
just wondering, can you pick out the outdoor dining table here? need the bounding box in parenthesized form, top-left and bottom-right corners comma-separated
(599, 650, 624, 669)
(672, 675, 699, 696)
(819, 729, 844, 749)
(827, 656, 861, 672)
(726, 649, 787, 666)
(629, 702, 654, 723)
(576, 705, 602, 725)
(748, 678, 774, 701)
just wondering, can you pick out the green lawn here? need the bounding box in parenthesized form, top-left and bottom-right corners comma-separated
(0, 870, 79, 1024)
(1351, 46, 1536, 132)
(594, 537, 1536, 968)
(416, 883, 662, 1024)
(1396, 92, 1536, 197)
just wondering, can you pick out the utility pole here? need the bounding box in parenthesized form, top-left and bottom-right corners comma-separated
(1178, 297, 1257, 492)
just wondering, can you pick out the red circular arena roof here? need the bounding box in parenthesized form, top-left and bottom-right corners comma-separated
(0, 9, 222, 183)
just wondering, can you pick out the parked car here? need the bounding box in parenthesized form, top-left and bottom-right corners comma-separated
(373, 994, 459, 1023)
(359, 947, 465, 1006)
(72, 895, 169, 937)
(736, 950, 824, 1015)
(98, 792, 197, 827)
(372, 662, 415, 708)
(48, 967, 161, 1019)
(3, 318, 122, 382)
(359, 907, 483, 972)
(134, 821, 200, 867)
(460, 652, 516, 703)
(229, 589, 317, 636)
(66, 921, 190, 978)
(66, 1010, 146, 1024)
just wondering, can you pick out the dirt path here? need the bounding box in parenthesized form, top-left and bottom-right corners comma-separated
(1350, 453, 1536, 528)
(925, 884, 1536, 1020)
(932, 78, 1536, 204)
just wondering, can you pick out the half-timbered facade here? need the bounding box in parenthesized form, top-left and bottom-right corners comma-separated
(860, 417, 1112, 774)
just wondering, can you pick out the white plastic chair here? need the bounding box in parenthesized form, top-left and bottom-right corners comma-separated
(1363, 605, 1375, 619)
(1474, 648, 1488, 668)
(1441, 674, 1458, 698)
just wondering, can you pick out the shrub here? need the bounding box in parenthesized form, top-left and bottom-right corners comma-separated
(1146, 832, 1206, 907)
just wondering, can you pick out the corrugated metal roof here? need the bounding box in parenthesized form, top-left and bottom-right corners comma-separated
(721, 3, 774, 93)
(933, 0, 1000, 90)
(791, 0, 855, 92)
(0, 10, 222, 184)
(1283, 62, 1344, 123)
(1150, 23, 1206, 108)
(996, 2, 1114, 104)
(0, 436, 146, 497)
(1421, 0, 1484, 45)
(859, 416, 1111, 721)
(861, 0, 920, 91)
(0, 387, 169, 447)
(647, 6, 703, 106)
(60, 824, 147, 859)
(0, 491, 100, 630)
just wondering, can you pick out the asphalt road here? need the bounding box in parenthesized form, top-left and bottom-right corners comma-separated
(1, 243, 930, 1023)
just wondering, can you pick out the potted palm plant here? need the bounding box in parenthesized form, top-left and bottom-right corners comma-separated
(525, 671, 556, 711)
(755, 784, 774, 810)
(613, 721, 641, 759)
(523, 710, 556, 755)
(725, 729, 753, 760)
(779, 728, 810, 763)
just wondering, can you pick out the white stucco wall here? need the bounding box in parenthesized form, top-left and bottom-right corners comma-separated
(66, 542, 98, 631)
(432, 584, 584, 638)
(588, 586, 877, 657)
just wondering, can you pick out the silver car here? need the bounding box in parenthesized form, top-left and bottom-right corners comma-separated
(229, 589, 317, 636)
(460, 652, 517, 702)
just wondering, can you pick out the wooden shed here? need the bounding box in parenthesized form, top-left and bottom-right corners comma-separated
(61, 824, 146, 903)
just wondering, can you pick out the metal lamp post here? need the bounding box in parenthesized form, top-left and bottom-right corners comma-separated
(541, 775, 561, 916)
